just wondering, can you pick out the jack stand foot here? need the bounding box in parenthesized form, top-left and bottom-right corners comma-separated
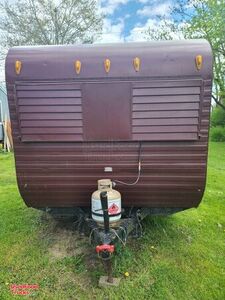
(99, 276, 121, 287)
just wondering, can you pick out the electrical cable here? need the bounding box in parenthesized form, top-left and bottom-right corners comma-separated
(110, 228, 127, 246)
(136, 213, 143, 238)
(113, 142, 142, 186)
(89, 227, 99, 245)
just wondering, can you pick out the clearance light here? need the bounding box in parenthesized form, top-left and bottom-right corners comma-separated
(195, 55, 203, 70)
(75, 60, 81, 74)
(15, 60, 22, 75)
(104, 58, 111, 73)
(133, 57, 140, 72)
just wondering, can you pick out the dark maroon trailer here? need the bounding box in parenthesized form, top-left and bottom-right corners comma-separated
(6, 39, 212, 210)
(6, 40, 213, 281)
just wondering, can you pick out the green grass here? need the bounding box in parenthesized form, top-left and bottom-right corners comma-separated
(0, 142, 225, 299)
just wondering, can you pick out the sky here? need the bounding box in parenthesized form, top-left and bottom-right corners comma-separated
(97, 0, 176, 43)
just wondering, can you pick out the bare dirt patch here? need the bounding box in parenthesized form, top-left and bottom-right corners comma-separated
(40, 214, 90, 260)
(49, 228, 86, 259)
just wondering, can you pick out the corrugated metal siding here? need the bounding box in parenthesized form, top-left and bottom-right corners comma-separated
(7, 77, 212, 208)
(13, 141, 207, 207)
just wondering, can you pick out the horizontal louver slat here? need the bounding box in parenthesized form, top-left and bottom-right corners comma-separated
(21, 135, 83, 142)
(133, 102, 199, 111)
(19, 105, 82, 113)
(17, 90, 81, 98)
(132, 125, 197, 133)
(21, 127, 83, 134)
(133, 95, 200, 104)
(19, 112, 82, 120)
(133, 110, 199, 118)
(18, 98, 81, 106)
(20, 120, 83, 127)
(133, 87, 200, 96)
(133, 118, 199, 126)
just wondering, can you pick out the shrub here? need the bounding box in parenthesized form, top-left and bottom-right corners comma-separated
(210, 126, 225, 142)
(211, 107, 225, 127)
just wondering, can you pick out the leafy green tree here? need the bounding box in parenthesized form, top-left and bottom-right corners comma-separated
(0, 0, 103, 47)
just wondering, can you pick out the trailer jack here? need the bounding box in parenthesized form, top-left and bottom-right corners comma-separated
(94, 192, 120, 286)
(69, 206, 185, 286)
(96, 244, 115, 285)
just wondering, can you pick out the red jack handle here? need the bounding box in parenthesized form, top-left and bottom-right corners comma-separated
(96, 244, 115, 254)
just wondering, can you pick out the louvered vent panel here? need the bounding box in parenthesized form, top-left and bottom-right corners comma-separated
(132, 80, 202, 141)
(16, 82, 83, 142)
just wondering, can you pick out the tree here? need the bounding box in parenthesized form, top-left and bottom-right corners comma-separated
(145, 0, 225, 110)
(0, 0, 103, 47)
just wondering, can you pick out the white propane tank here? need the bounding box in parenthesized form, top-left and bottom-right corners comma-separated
(91, 179, 121, 224)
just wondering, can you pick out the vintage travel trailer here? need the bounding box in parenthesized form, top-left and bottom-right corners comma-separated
(6, 40, 213, 282)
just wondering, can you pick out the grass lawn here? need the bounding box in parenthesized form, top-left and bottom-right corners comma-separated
(0, 142, 225, 299)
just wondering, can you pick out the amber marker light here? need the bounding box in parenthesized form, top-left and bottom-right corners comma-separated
(104, 58, 111, 73)
(195, 55, 203, 70)
(75, 60, 81, 74)
(15, 60, 22, 75)
(133, 57, 140, 72)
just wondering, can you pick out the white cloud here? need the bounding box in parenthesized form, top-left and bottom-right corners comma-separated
(137, 2, 172, 17)
(95, 18, 125, 43)
(124, 13, 131, 19)
(100, 0, 129, 15)
(126, 18, 184, 42)
(137, 0, 150, 3)
(126, 19, 157, 41)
